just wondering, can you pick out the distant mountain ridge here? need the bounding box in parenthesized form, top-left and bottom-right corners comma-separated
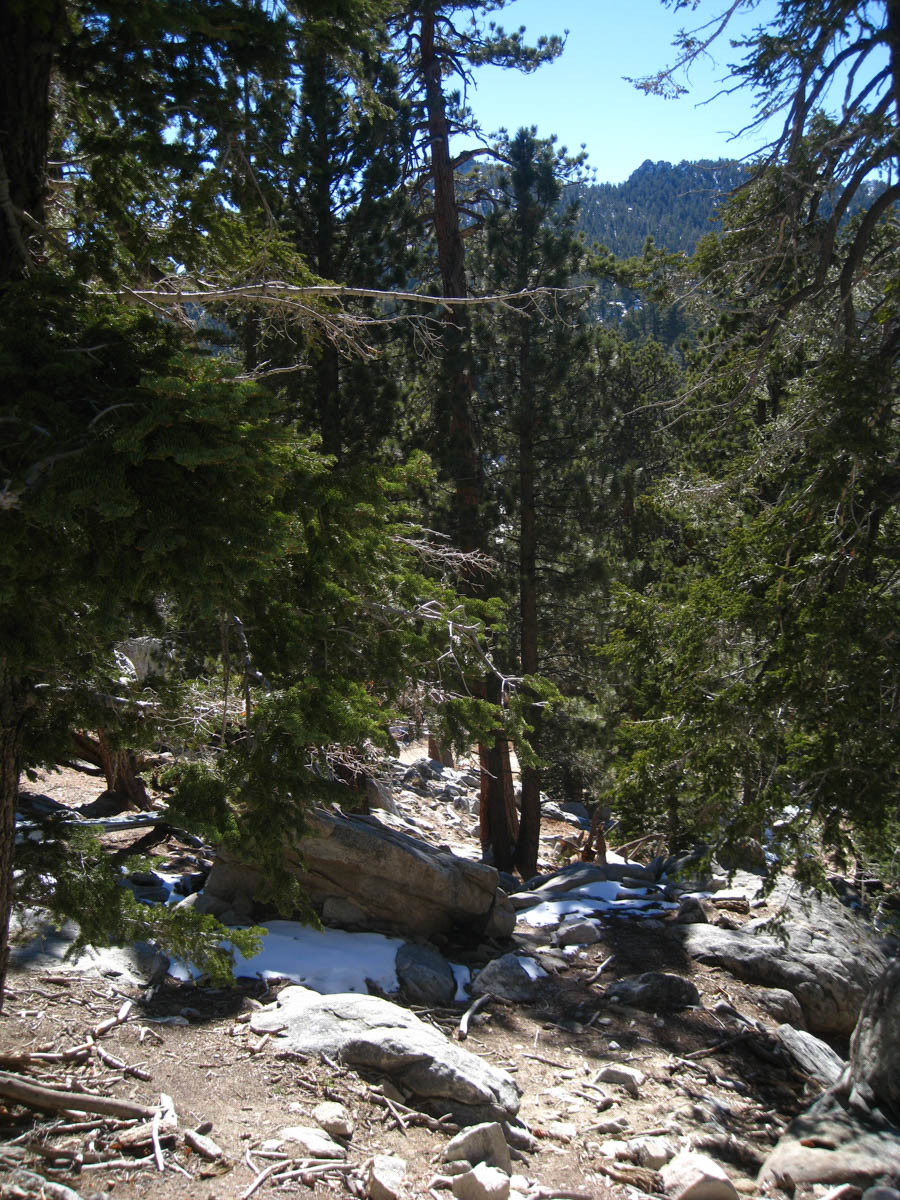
(569, 158, 748, 257)
(572, 157, 890, 258)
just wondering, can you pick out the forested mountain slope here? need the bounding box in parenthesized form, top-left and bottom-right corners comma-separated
(572, 158, 746, 255)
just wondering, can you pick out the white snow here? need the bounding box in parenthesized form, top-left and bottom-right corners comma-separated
(516, 955, 548, 981)
(517, 877, 676, 928)
(171, 921, 406, 993)
(451, 960, 472, 1001)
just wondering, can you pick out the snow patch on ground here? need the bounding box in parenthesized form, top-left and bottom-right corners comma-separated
(172, 921, 405, 993)
(518, 878, 676, 928)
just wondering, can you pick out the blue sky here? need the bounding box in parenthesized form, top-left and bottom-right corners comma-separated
(465, 0, 782, 184)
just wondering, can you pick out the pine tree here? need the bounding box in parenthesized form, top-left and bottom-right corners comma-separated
(0, 0, 486, 1005)
(386, 2, 564, 871)
(599, 0, 900, 870)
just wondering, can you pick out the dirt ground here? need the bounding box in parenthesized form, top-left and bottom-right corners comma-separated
(1, 767, 817, 1200)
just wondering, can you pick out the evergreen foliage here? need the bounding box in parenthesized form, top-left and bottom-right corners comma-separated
(1, 0, 898, 1005)
(599, 0, 900, 873)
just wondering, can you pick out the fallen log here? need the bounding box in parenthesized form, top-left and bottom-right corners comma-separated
(0, 1071, 156, 1120)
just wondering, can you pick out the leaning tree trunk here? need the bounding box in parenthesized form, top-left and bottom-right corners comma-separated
(419, 5, 517, 867)
(70, 730, 152, 810)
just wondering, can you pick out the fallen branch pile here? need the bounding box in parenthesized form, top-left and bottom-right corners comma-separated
(0, 989, 226, 1197)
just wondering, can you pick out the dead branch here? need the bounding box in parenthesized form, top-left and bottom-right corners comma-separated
(1, 1169, 86, 1200)
(584, 954, 615, 985)
(0, 1070, 156, 1120)
(592, 1159, 665, 1192)
(457, 993, 490, 1040)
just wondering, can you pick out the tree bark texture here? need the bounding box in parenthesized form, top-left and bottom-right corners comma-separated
(0, 667, 31, 1010)
(70, 731, 152, 811)
(418, 3, 515, 867)
(0, 0, 65, 283)
(301, 48, 344, 457)
(514, 328, 542, 878)
(419, 3, 482, 551)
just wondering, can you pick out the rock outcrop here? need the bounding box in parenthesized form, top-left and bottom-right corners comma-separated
(848, 959, 900, 1120)
(677, 880, 887, 1036)
(758, 1091, 900, 1189)
(197, 806, 515, 940)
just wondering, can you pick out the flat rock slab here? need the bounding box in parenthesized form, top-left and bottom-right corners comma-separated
(677, 882, 887, 1036)
(251, 987, 520, 1122)
(759, 1093, 900, 1189)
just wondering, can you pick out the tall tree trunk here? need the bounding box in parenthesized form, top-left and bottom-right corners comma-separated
(0, 1, 64, 283)
(478, 676, 519, 872)
(419, 4, 481, 548)
(0, 1, 64, 1010)
(0, 667, 31, 1010)
(514, 326, 542, 877)
(419, 4, 515, 867)
(303, 48, 344, 458)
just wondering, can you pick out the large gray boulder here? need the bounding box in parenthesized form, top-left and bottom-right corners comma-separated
(251, 986, 520, 1122)
(773, 1025, 845, 1089)
(759, 1092, 900, 1189)
(197, 807, 515, 940)
(677, 881, 887, 1036)
(848, 959, 900, 1120)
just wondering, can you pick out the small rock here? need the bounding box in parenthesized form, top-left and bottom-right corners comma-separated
(313, 1100, 354, 1140)
(485, 891, 517, 939)
(503, 1121, 538, 1153)
(442, 1160, 477, 1177)
(554, 919, 602, 947)
(127, 869, 165, 887)
(452, 1162, 511, 1200)
(676, 896, 717, 924)
(366, 1154, 407, 1200)
(605, 972, 701, 1012)
(367, 777, 399, 814)
(595, 1064, 646, 1098)
(629, 1135, 677, 1169)
(277, 1126, 346, 1159)
(820, 1188, 863, 1200)
(396, 942, 458, 1007)
(442, 1122, 512, 1174)
(472, 953, 546, 1003)
(547, 1120, 577, 1142)
(757, 987, 805, 1027)
(660, 1150, 739, 1200)
(130, 885, 170, 904)
(591, 1116, 630, 1135)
